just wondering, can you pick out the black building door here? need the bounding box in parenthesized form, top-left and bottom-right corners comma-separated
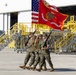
(10, 12, 18, 27)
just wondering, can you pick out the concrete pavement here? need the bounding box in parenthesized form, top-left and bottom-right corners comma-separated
(0, 47, 76, 75)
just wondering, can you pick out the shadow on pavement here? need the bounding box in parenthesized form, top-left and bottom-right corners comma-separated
(54, 68, 76, 72)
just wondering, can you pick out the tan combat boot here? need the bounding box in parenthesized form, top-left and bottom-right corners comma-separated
(42, 67, 47, 71)
(26, 66, 32, 70)
(50, 67, 54, 72)
(19, 65, 26, 69)
(32, 66, 36, 71)
(36, 67, 42, 72)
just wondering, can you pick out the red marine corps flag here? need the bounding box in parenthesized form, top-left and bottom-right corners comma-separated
(32, 0, 68, 30)
(39, 0, 68, 30)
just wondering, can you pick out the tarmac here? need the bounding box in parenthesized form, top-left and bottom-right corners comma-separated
(0, 47, 76, 75)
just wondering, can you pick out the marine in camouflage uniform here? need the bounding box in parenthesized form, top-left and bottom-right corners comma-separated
(20, 35, 24, 50)
(32, 34, 47, 71)
(20, 35, 27, 50)
(19, 32, 35, 69)
(15, 33, 21, 50)
(14, 36, 18, 50)
(37, 34, 54, 72)
(23, 35, 39, 70)
(31, 35, 40, 70)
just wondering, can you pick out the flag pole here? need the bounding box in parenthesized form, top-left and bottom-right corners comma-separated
(38, 0, 40, 27)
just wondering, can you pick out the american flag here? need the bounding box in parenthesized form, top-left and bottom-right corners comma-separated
(32, 0, 39, 23)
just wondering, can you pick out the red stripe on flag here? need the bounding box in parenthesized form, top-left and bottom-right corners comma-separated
(32, 11, 39, 23)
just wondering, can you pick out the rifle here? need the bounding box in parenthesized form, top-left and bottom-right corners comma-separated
(25, 30, 37, 46)
(43, 30, 52, 47)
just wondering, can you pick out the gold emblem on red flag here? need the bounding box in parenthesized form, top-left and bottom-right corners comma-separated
(46, 12, 54, 20)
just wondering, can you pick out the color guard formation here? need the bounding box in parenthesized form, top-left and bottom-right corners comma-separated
(18, 30, 54, 72)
